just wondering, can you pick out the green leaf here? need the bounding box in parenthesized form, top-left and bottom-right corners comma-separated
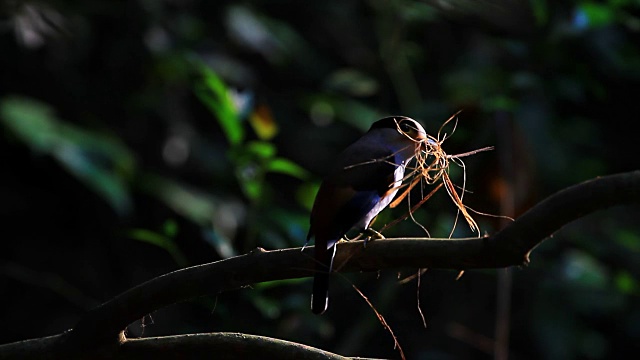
(296, 182, 320, 211)
(0, 97, 57, 151)
(163, 219, 179, 238)
(580, 2, 615, 28)
(483, 95, 518, 112)
(249, 104, 278, 140)
(562, 250, 608, 289)
(615, 271, 637, 294)
(127, 228, 189, 267)
(54, 145, 132, 215)
(325, 68, 380, 97)
(231, 141, 309, 200)
(530, 0, 548, 26)
(266, 158, 309, 179)
(139, 175, 237, 258)
(253, 278, 308, 289)
(141, 174, 216, 225)
(265, 208, 309, 247)
(193, 62, 244, 145)
(0, 96, 134, 215)
(303, 94, 381, 131)
(615, 229, 640, 252)
(246, 141, 277, 159)
(251, 294, 281, 319)
(202, 229, 236, 258)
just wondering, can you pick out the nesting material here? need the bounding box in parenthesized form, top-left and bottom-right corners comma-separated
(390, 111, 493, 236)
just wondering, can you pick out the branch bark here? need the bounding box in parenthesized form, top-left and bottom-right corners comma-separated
(119, 333, 350, 360)
(1, 170, 639, 359)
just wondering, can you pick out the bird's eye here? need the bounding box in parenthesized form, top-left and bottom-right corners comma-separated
(399, 120, 415, 133)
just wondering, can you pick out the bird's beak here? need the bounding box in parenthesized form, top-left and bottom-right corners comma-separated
(415, 130, 427, 150)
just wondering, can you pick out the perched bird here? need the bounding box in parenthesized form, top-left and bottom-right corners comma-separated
(307, 117, 427, 314)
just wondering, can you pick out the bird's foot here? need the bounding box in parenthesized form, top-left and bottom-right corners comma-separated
(363, 229, 385, 248)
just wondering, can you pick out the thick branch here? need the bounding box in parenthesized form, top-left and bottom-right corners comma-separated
(119, 333, 349, 360)
(0, 333, 349, 360)
(491, 170, 640, 262)
(2, 171, 638, 358)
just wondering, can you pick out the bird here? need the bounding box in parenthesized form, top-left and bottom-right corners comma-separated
(307, 116, 427, 314)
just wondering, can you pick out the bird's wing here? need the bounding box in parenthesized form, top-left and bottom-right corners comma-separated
(309, 130, 413, 314)
(328, 138, 400, 194)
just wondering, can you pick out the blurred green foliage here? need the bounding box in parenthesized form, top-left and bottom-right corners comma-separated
(194, 61, 246, 146)
(1, 0, 640, 359)
(1, 96, 135, 215)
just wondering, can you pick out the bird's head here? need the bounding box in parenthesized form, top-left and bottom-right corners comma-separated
(370, 116, 428, 155)
(395, 117, 427, 143)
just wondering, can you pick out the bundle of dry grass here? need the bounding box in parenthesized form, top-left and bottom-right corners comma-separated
(387, 111, 494, 237)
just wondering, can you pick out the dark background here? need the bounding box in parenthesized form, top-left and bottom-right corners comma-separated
(1, 1, 639, 359)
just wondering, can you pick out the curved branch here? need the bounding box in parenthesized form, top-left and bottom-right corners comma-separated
(491, 170, 640, 264)
(0, 334, 64, 360)
(3, 171, 638, 358)
(0, 333, 348, 360)
(119, 333, 349, 360)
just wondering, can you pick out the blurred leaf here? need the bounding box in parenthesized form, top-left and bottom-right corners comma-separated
(250, 293, 281, 319)
(127, 228, 188, 267)
(243, 179, 263, 200)
(163, 219, 179, 238)
(615, 271, 637, 294)
(54, 145, 132, 215)
(561, 250, 608, 289)
(138, 175, 237, 258)
(193, 62, 244, 145)
(400, 1, 437, 23)
(249, 104, 278, 140)
(325, 69, 380, 97)
(303, 94, 381, 131)
(211, 200, 246, 241)
(615, 228, 640, 252)
(226, 7, 322, 94)
(0, 96, 134, 215)
(141, 174, 216, 226)
(445, 67, 508, 106)
(155, 52, 192, 83)
(484, 95, 518, 112)
(577, 2, 616, 28)
(609, 0, 632, 6)
(235, 162, 264, 201)
(266, 208, 309, 246)
(573, 157, 606, 179)
(226, 5, 284, 63)
(252, 278, 308, 289)
(530, 0, 548, 26)
(0, 97, 56, 150)
(231, 140, 309, 201)
(203, 228, 236, 258)
(266, 158, 309, 179)
(228, 88, 255, 120)
(246, 141, 277, 159)
(258, 228, 289, 249)
(333, 97, 383, 128)
(296, 182, 320, 211)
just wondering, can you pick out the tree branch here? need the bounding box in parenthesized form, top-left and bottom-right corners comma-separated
(0, 333, 350, 360)
(1, 170, 638, 359)
(119, 333, 350, 360)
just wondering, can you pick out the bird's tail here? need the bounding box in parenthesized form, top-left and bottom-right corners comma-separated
(311, 242, 336, 314)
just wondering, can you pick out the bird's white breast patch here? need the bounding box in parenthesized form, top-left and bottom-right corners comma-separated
(354, 163, 406, 230)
